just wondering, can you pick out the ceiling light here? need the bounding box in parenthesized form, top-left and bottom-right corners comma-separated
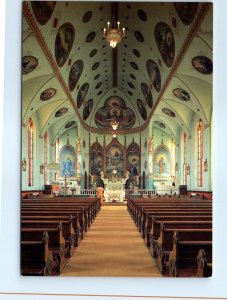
(111, 119, 119, 130)
(103, 21, 125, 48)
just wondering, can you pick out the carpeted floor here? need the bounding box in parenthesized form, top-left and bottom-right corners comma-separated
(61, 205, 161, 277)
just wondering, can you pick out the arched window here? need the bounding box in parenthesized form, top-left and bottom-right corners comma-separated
(28, 118, 34, 186)
(197, 120, 203, 187)
(44, 132, 48, 184)
(55, 138, 60, 163)
(183, 133, 187, 185)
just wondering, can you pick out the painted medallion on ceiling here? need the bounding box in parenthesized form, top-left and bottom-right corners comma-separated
(162, 108, 175, 118)
(92, 62, 100, 71)
(154, 120, 166, 129)
(82, 11, 92, 23)
(137, 99, 147, 121)
(55, 107, 68, 117)
(146, 60, 161, 92)
(173, 88, 190, 101)
(22, 56, 38, 75)
(191, 56, 213, 75)
(130, 62, 139, 70)
(154, 22, 175, 67)
(77, 83, 89, 108)
(174, 3, 199, 25)
(134, 31, 144, 42)
(83, 99, 93, 120)
(55, 23, 75, 67)
(95, 96, 136, 130)
(40, 88, 56, 101)
(68, 60, 84, 92)
(137, 9, 148, 22)
(86, 32, 96, 43)
(141, 82, 153, 108)
(31, 1, 56, 25)
(65, 121, 76, 129)
(105, 143, 124, 179)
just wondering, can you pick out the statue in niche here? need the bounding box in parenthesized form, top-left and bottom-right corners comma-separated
(148, 136, 154, 153)
(76, 138, 81, 153)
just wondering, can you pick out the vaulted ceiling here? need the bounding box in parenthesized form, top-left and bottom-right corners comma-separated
(22, 1, 213, 142)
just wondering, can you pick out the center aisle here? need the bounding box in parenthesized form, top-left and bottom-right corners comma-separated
(61, 205, 161, 277)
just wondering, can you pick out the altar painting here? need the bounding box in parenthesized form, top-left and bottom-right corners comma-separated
(105, 144, 124, 179)
(127, 143, 140, 176)
(90, 143, 103, 177)
(153, 145, 171, 178)
(59, 145, 76, 178)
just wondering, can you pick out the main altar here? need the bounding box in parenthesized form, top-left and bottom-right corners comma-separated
(102, 170, 127, 202)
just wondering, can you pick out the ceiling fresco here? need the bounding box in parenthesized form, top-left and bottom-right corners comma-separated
(22, 1, 213, 140)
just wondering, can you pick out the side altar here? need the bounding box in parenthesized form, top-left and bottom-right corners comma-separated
(101, 171, 127, 202)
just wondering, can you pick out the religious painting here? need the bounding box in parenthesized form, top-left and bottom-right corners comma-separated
(191, 56, 213, 75)
(154, 22, 175, 67)
(126, 143, 140, 176)
(162, 108, 175, 118)
(153, 145, 171, 178)
(55, 107, 68, 117)
(40, 88, 56, 101)
(146, 59, 161, 92)
(82, 11, 93, 23)
(137, 99, 147, 121)
(59, 145, 76, 177)
(90, 143, 103, 187)
(77, 83, 89, 108)
(137, 9, 147, 22)
(55, 23, 75, 67)
(65, 120, 76, 129)
(134, 31, 144, 42)
(141, 82, 153, 108)
(83, 99, 93, 120)
(31, 1, 56, 25)
(86, 31, 96, 43)
(22, 56, 38, 75)
(173, 88, 190, 101)
(105, 143, 125, 179)
(174, 3, 199, 25)
(95, 96, 136, 130)
(68, 60, 84, 92)
(154, 120, 166, 129)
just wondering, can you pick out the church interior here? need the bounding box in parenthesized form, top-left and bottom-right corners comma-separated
(21, 1, 213, 277)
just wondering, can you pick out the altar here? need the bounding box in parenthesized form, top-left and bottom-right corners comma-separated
(103, 180, 126, 202)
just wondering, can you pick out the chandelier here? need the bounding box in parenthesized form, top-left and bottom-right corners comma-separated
(111, 119, 119, 130)
(103, 21, 125, 48)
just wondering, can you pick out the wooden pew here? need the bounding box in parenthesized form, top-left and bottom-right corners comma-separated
(155, 225, 212, 275)
(168, 231, 212, 277)
(21, 231, 53, 276)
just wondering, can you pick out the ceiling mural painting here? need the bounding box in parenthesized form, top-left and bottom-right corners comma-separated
(174, 3, 199, 25)
(22, 56, 38, 75)
(68, 60, 84, 92)
(82, 10, 93, 23)
(146, 59, 161, 92)
(86, 31, 96, 43)
(191, 56, 213, 75)
(40, 88, 57, 101)
(154, 120, 166, 129)
(77, 83, 89, 108)
(134, 31, 144, 43)
(141, 82, 153, 108)
(55, 107, 68, 118)
(137, 9, 148, 22)
(31, 1, 56, 25)
(154, 22, 175, 68)
(65, 120, 76, 129)
(83, 99, 93, 121)
(137, 99, 147, 121)
(55, 23, 75, 67)
(95, 96, 136, 130)
(173, 88, 190, 101)
(162, 108, 176, 118)
(92, 62, 100, 71)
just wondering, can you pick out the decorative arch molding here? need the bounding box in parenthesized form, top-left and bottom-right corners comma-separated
(153, 144, 171, 179)
(59, 144, 77, 178)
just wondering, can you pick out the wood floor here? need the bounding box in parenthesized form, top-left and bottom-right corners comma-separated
(61, 205, 161, 277)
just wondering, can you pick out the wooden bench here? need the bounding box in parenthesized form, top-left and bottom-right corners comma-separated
(21, 232, 53, 276)
(196, 249, 212, 277)
(168, 231, 212, 277)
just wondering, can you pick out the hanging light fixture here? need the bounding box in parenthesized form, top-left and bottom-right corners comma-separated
(111, 119, 119, 131)
(103, 3, 125, 48)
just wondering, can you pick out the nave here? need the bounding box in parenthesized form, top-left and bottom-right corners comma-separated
(61, 205, 161, 277)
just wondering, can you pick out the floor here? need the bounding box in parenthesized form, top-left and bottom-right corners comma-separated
(61, 205, 161, 277)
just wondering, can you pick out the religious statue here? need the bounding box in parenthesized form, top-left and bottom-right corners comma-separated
(76, 137, 81, 153)
(64, 157, 72, 176)
(76, 161, 81, 174)
(147, 136, 154, 153)
(158, 157, 165, 174)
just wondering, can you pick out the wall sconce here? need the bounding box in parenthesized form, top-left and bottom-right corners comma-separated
(40, 163, 44, 174)
(22, 158, 26, 171)
(204, 159, 208, 172)
(187, 164, 190, 175)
